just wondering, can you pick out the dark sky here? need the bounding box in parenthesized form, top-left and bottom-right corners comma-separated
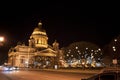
(0, 1, 117, 63)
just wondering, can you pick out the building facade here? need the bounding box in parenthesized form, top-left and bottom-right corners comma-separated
(8, 21, 63, 68)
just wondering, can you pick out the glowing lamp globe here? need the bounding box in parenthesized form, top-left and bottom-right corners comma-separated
(0, 36, 4, 42)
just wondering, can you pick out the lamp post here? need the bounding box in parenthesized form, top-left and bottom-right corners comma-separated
(0, 36, 5, 65)
(27, 47, 30, 68)
(112, 39, 117, 67)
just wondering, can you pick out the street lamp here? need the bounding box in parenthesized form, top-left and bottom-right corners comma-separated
(0, 36, 4, 46)
(0, 36, 4, 41)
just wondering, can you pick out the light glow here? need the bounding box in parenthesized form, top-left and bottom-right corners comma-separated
(0, 36, 4, 42)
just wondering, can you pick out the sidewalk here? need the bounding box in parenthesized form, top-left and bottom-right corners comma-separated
(44, 69, 100, 74)
(22, 68, 101, 74)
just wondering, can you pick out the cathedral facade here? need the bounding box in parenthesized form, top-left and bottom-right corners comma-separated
(8, 21, 63, 68)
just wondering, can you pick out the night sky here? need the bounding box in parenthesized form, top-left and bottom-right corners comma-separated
(0, 2, 117, 63)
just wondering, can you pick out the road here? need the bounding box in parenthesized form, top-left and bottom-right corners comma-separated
(0, 69, 98, 80)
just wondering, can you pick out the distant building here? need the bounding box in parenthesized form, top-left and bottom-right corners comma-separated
(8, 21, 63, 68)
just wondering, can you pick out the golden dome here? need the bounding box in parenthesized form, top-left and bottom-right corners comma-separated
(30, 21, 48, 48)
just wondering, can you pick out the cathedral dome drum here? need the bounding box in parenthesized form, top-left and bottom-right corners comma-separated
(29, 21, 48, 48)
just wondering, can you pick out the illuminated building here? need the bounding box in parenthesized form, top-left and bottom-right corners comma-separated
(8, 21, 62, 68)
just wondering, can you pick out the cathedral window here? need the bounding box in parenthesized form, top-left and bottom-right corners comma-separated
(37, 39, 39, 44)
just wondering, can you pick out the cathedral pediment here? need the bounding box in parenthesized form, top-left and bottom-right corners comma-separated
(39, 48, 56, 53)
(35, 48, 56, 57)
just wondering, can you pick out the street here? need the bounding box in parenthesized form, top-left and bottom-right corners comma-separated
(0, 69, 98, 80)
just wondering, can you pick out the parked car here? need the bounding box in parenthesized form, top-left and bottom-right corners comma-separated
(12, 66, 19, 70)
(1, 65, 19, 71)
(3, 66, 13, 71)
